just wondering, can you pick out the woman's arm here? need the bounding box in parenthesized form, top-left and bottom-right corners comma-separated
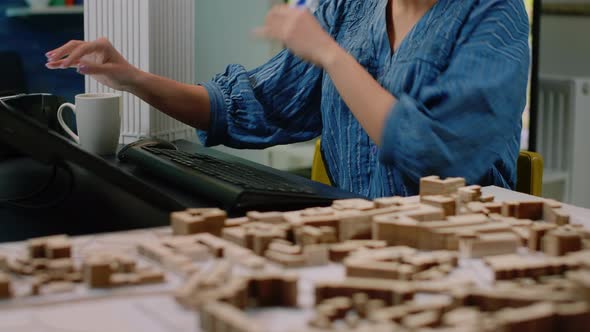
(127, 71, 211, 130)
(45, 38, 211, 130)
(321, 50, 396, 145)
(257, 6, 397, 145)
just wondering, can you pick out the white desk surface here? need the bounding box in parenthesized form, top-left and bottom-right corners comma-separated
(0, 187, 588, 332)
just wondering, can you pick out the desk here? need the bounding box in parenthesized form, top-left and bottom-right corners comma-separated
(0, 186, 588, 332)
(0, 140, 237, 242)
(0, 140, 355, 242)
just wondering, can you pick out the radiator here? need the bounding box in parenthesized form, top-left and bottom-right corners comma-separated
(84, 0, 196, 144)
(538, 75, 590, 208)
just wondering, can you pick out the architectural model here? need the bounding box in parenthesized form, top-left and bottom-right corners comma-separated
(1, 176, 589, 332)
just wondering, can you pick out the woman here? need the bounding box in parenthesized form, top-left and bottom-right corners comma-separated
(46, 0, 530, 198)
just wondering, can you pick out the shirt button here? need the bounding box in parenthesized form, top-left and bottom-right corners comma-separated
(371, 145, 378, 155)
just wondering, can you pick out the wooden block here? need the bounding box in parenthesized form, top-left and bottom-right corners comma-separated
(544, 205, 570, 225)
(303, 245, 330, 266)
(328, 241, 387, 262)
(352, 292, 369, 317)
(40, 281, 76, 295)
(300, 226, 323, 245)
(136, 270, 165, 285)
(482, 202, 502, 214)
(222, 226, 248, 248)
(345, 312, 360, 329)
(252, 229, 286, 256)
(480, 194, 495, 203)
(28, 235, 68, 259)
(401, 310, 440, 329)
(403, 205, 446, 222)
(174, 272, 202, 306)
(280, 272, 299, 307)
(321, 296, 352, 320)
(171, 208, 227, 236)
(111, 273, 141, 286)
(459, 233, 520, 258)
(366, 298, 386, 314)
(83, 258, 112, 288)
(374, 196, 405, 208)
(194, 233, 227, 257)
(137, 241, 175, 263)
(268, 241, 301, 255)
(113, 255, 136, 273)
(225, 216, 249, 228)
(241, 255, 266, 270)
(64, 272, 83, 283)
(443, 307, 482, 327)
(47, 258, 75, 275)
(421, 195, 456, 217)
(494, 302, 555, 332)
(247, 211, 285, 224)
(175, 244, 210, 261)
(373, 215, 421, 248)
(501, 201, 520, 217)
(314, 278, 414, 306)
(45, 238, 72, 259)
(265, 250, 306, 268)
(542, 229, 583, 256)
(457, 185, 483, 203)
(308, 315, 332, 329)
(515, 201, 544, 220)
(301, 207, 336, 217)
(200, 261, 232, 288)
(528, 223, 558, 251)
(200, 301, 261, 332)
(345, 260, 406, 280)
(420, 176, 466, 197)
(0, 255, 7, 272)
(555, 302, 590, 332)
(332, 199, 376, 211)
(319, 226, 338, 243)
(0, 273, 11, 299)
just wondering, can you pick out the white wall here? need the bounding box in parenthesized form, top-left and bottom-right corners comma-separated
(195, 0, 279, 83)
(540, 15, 590, 76)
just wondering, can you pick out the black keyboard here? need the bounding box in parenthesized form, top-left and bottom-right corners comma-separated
(117, 142, 357, 212)
(145, 147, 314, 195)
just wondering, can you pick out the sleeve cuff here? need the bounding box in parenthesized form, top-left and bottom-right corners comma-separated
(196, 80, 228, 147)
(379, 94, 415, 165)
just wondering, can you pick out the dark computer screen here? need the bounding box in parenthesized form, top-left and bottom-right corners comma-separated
(523, 0, 540, 151)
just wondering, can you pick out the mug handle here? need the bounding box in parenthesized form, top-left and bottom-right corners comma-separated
(57, 103, 80, 144)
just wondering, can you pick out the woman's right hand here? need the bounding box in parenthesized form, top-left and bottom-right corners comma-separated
(45, 38, 140, 92)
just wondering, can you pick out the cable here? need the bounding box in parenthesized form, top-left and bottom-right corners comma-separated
(0, 162, 76, 210)
(0, 165, 58, 202)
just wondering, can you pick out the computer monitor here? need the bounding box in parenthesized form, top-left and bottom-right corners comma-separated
(523, 0, 541, 151)
(0, 94, 183, 210)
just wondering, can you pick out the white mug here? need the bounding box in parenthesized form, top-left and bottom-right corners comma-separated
(57, 93, 122, 155)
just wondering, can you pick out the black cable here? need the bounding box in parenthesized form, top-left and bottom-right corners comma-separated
(1, 95, 77, 209)
(0, 165, 58, 202)
(0, 162, 75, 210)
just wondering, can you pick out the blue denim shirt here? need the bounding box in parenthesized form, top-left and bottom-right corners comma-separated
(198, 0, 530, 198)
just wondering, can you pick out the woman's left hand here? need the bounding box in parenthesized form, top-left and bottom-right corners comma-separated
(255, 5, 342, 68)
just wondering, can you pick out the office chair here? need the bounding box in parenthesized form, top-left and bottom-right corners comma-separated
(0, 51, 27, 97)
(311, 139, 544, 196)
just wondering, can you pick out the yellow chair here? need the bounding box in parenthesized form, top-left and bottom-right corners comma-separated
(311, 139, 332, 186)
(311, 140, 544, 196)
(516, 150, 544, 197)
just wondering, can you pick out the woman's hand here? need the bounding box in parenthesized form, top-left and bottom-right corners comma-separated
(255, 5, 342, 68)
(45, 38, 140, 91)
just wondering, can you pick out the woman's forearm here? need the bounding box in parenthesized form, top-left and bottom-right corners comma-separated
(322, 47, 397, 146)
(127, 70, 211, 131)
